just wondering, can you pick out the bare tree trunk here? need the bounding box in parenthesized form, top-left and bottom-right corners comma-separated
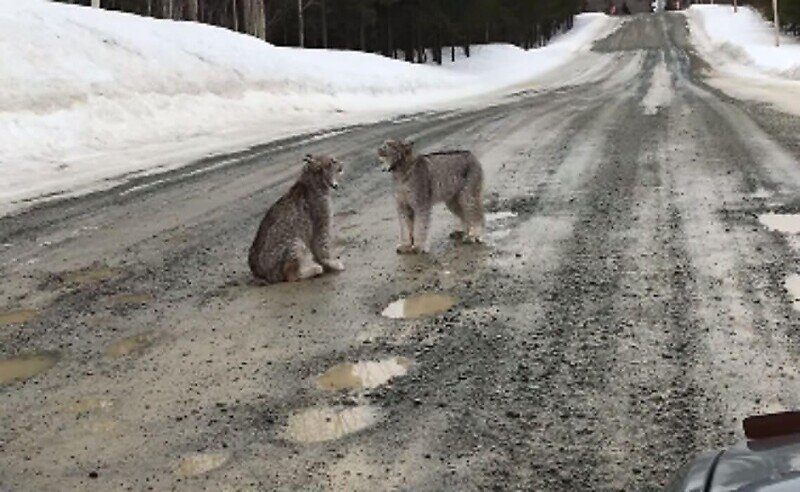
(186, 0, 198, 21)
(387, 9, 393, 57)
(91, 0, 100, 7)
(359, 1, 366, 51)
(773, 0, 780, 46)
(146, 0, 152, 16)
(298, 0, 305, 47)
(321, 0, 328, 48)
(232, 0, 239, 31)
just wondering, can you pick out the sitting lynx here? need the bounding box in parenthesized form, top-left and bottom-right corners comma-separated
(378, 139, 485, 254)
(248, 154, 344, 283)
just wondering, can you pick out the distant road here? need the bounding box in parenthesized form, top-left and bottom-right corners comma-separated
(3, 13, 800, 490)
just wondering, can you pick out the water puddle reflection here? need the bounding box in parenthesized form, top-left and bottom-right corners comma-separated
(66, 398, 114, 413)
(381, 294, 456, 319)
(759, 214, 800, 234)
(285, 405, 379, 443)
(0, 308, 38, 326)
(105, 332, 153, 358)
(174, 452, 229, 476)
(108, 293, 154, 306)
(61, 265, 119, 285)
(317, 357, 413, 391)
(786, 274, 800, 312)
(486, 211, 518, 222)
(0, 352, 59, 385)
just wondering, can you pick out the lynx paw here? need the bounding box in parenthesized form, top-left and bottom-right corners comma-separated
(396, 244, 415, 254)
(322, 259, 345, 272)
(297, 263, 324, 280)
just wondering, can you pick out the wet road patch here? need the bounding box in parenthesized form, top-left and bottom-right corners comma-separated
(486, 211, 518, 223)
(60, 265, 119, 285)
(285, 405, 379, 443)
(0, 308, 38, 326)
(0, 351, 59, 385)
(759, 213, 800, 234)
(65, 398, 114, 414)
(317, 357, 413, 391)
(107, 293, 154, 306)
(105, 332, 153, 358)
(381, 294, 456, 319)
(174, 452, 229, 477)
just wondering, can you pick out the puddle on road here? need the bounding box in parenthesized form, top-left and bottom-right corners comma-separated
(105, 332, 153, 358)
(488, 229, 512, 240)
(317, 357, 413, 391)
(285, 405, 379, 443)
(381, 294, 456, 319)
(486, 211, 518, 222)
(87, 419, 119, 435)
(786, 274, 800, 312)
(0, 308, 38, 326)
(61, 265, 119, 285)
(759, 214, 800, 234)
(108, 293, 154, 306)
(174, 452, 229, 477)
(0, 352, 59, 385)
(66, 398, 114, 414)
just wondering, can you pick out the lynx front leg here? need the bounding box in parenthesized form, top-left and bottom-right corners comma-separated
(412, 206, 432, 254)
(286, 240, 324, 282)
(396, 204, 415, 254)
(311, 223, 344, 272)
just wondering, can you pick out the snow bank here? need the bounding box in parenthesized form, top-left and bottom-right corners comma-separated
(687, 5, 800, 80)
(0, 0, 615, 214)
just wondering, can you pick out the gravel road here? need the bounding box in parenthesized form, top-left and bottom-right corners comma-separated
(3, 12, 800, 491)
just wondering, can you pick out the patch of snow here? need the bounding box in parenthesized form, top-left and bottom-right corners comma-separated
(0, 0, 618, 216)
(641, 57, 674, 115)
(686, 5, 800, 117)
(686, 5, 800, 79)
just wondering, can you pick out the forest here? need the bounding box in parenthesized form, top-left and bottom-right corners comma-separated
(748, 0, 800, 35)
(51, 0, 800, 59)
(53, 0, 583, 63)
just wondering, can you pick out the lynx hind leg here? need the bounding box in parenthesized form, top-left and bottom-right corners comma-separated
(445, 198, 468, 241)
(286, 240, 324, 282)
(459, 180, 485, 243)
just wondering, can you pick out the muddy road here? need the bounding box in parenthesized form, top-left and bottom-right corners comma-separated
(4, 13, 800, 491)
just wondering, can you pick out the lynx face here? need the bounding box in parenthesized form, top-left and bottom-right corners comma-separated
(378, 139, 413, 172)
(303, 155, 343, 189)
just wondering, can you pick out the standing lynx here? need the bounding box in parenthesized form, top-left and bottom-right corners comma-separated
(248, 155, 344, 283)
(378, 139, 485, 254)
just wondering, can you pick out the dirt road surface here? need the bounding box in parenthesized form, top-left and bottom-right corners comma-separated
(3, 13, 800, 491)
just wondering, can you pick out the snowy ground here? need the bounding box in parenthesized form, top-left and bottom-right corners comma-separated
(0, 0, 617, 216)
(686, 5, 800, 116)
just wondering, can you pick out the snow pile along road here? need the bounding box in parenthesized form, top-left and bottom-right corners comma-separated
(0, 0, 615, 214)
(686, 5, 800, 79)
